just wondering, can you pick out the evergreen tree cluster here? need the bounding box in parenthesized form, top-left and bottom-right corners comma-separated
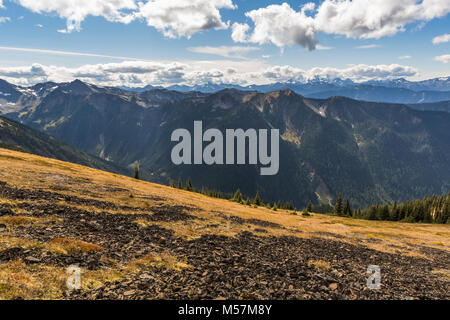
(324, 193, 450, 224)
(169, 178, 295, 212)
(355, 193, 450, 224)
(168, 177, 449, 224)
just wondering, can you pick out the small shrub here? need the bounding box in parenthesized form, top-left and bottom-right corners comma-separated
(302, 211, 311, 217)
(49, 238, 104, 254)
(308, 260, 330, 272)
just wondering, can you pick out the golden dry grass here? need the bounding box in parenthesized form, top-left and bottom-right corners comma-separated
(48, 238, 105, 255)
(0, 147, 449, 257)
(0, 147, 449, 299)
(308, 260, 331, 272)
(0, 251, 190, 299)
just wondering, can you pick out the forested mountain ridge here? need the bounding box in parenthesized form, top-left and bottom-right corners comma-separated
(3, 79, 449, 208)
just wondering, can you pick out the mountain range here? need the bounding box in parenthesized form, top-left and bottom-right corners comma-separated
(1, 78, 449, 208)
(118, 77, 450, 104)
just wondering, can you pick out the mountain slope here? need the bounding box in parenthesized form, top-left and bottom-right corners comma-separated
(0, 115, 126, 175)
(0, 147, 448, 300)
(7, 83, 450, 208)
(407, 100, 450, 113)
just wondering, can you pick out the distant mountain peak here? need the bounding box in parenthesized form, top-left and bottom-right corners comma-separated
(62, 79, 97, 95)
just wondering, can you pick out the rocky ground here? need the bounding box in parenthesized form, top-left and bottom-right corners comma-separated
(0, 179, 448, 300)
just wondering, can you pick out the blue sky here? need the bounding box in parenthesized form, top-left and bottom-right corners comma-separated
(0, 0, 449, 87)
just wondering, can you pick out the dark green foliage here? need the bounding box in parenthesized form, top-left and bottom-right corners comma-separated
(357, 193, 450, 224)
(253, 192, 261, 206)
(185, 179, 193, 191)
(231, 189, 244, 203)
(177, 178, 183, 189)
(302, 210, 311, 217)
(333, 195, 344, 216)
(311, 203, 333, 214)
(344, 199, 352, 217)
(134, 162, 140, 180)
(306, 202, 312, 213)
(169, 179, 175, 188)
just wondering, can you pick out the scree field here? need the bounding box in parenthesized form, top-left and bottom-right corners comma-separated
(0, 148, 448, 300)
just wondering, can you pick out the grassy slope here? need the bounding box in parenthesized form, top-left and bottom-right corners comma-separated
(0, 147, 448, 299)
(0, 116, 127, 175)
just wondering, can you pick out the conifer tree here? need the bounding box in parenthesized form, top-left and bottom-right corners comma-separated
(344, 199, 352, 217)
(368, 206, 378, 220)
(307, 201, 312, 213)
(253, 191, 261, 206)
(232, 189, 243, 203)
(380, 205, 390, 220)
(133, 162, 140, 180)
(334, 195, 344, 216)
(185, 179, 193, 191)
(177, 178, 183, 189)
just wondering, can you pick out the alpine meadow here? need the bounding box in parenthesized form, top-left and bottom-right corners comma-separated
(0, 0, 449, 307)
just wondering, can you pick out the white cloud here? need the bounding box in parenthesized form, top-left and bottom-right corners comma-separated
(0, 59, 419, 88)
(0, 16, 10, 23)
(13, 0, 236, 36)
(14, 0, 137, 33)
(435, 54, 450, 63)
(231, 3, 317, 50)
(355, 44, 381, 49)
(313, 0, 450, 39)
(231, 22, 250, 43)
(398, 55, 412, 59)
(35, 23, 43, 28)
(234, 0, 450, 49)
(316, 44, 333, 50)
(135, 0, 236, 38)
(432, 33, 450, 44)
(187, 45, 259, 59)
(260, 63, 418, 83)
(0, 1, 3, 8)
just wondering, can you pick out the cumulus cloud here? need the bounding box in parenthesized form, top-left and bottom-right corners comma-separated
(232, 3, 317, 50)
(135, 0, 236, 38)
(187, 45, 259, 59)
(0, 59, 419, 88)
(231, 22, 250, 43)
(14, 0, 137, 33)
(0, 16, 10, 23)
(234, 0, 450, 49)
(13, 0, 236, 36)
(435, 54, 450, 63)
(398, 55, 412, 59)
(260, 63, 418, 82)
(432, 33, 450, 44)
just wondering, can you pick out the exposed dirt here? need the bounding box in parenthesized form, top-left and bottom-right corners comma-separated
(0, 180, 449, 300)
